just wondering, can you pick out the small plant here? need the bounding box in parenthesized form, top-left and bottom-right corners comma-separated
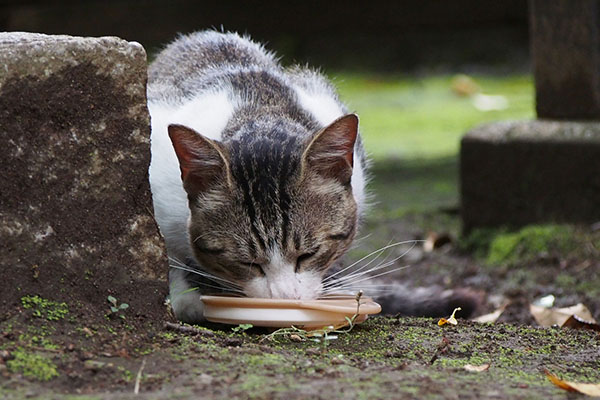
(231, 323, 253, 334)
(261, 291, 364, 351)
(21, 295, 68, 321)
(107, 295, 129, 319)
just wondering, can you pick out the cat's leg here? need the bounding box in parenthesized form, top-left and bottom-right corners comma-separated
(169, 267, 205, 324)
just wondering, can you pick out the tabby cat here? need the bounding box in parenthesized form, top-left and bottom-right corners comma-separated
(148, 31, 477, 323)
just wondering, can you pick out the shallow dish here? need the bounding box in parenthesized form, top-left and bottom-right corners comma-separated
(201, 294, 382, 329)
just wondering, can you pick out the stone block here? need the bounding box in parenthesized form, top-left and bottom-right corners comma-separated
(0, 33, 168, 321)
(530, 0, 600, 119)
(460, 120, 600, 231)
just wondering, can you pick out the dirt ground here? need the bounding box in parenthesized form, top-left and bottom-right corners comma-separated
(1, 160, 599, 399)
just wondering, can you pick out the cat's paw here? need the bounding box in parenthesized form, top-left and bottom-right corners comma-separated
(170, 290, 205, 324)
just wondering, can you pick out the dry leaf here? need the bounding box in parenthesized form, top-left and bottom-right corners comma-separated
(545, 370, 600, 397)
(438, 307, 461, 326)
(562, 315, 600, 332)
(530, 303, 597, 328)
(473, 304, 507, 323)
(450, 74, 480, 97)
(423, 232, 452, 252)
(464, 363, 490, 372)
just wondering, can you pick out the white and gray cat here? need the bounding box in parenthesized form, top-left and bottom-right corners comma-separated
(148, 31, 478, 323)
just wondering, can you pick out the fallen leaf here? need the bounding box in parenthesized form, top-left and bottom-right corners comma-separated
(464, 363, 490, 372)
(530, 303, 597, 328)
(545, 370, 600, 397)
(473, 303, 507, 323)
(289, 334, 303, 342)
(438, 307, 461, 326)
(450, 74, 480, 96)
(562, 315, 600, 332)
(423, 232, 452, 252)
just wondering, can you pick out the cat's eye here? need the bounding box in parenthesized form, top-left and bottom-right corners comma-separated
(295, 249, 318, 273)
(241, 261, 265, 276)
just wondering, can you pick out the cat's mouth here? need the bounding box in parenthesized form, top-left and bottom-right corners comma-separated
(242, 273, 323, 300)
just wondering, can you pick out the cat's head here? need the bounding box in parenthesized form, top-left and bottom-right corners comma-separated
(168, 114, 360, 299)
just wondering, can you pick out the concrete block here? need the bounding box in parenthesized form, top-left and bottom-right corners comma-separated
(460, 120, 600, 231)
(0, 33, 168, 320)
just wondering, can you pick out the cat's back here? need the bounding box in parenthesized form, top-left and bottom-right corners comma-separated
(148, 31, 279, 104)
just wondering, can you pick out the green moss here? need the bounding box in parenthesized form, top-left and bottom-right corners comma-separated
(459, 227, 507, 259)
(486, 225, 574, 266)
(6, 347, 59, 381)
(21, 295, 69, 321)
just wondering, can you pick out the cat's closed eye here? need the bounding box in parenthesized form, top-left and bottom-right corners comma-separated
(295, 249, 319, 272)
(240, 261, 265, 276)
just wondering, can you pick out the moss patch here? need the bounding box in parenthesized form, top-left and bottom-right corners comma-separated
(21, 295, 69, 321)
(460, 224, 597, 267)
(486, 225, 575, 266)
(6, 347, 59, 381)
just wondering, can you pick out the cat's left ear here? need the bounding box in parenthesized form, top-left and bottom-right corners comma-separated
(168, 124, 231, 196)
(303, 114, 358, 185)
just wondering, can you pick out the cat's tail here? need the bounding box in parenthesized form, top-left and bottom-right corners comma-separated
(371, 284, 483, 319)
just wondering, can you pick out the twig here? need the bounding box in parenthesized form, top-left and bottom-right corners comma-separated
(133, 358, 146, 395)
(27, 346, 63, 354)
(164, 321, 215, 337)
(429, 336, 450, 365)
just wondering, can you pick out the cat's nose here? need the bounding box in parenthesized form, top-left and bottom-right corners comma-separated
(269, 285, 302, 300)
(267, 279, 301, 299)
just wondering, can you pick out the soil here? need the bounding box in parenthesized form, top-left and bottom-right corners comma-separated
(1, 161, 599, 399)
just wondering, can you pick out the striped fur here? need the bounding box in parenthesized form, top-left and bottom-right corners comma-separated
(148, 31, 367, 323)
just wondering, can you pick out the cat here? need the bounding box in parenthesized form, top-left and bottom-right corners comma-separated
(147, 31, 479, 323)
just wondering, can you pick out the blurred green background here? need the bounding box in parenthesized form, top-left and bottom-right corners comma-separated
(333, 73, 534, 229)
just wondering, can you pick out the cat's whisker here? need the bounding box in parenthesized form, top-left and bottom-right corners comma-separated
(327, 264, 414, 290)
(322, 240, 419, 283)
(322, 241, 418, 289)
(323, 260, 412, 291)
(168, 263, 243, 291)
(167, 256, 188, 267)
(183, 282, 246, 296)
(322, 240, 394, 283)
(192, 230, 244, 244)
(320, 285, 402, 293)
(347, 232, 373, 249)
(167, 256, 243, 288)
(327, 239, 397, 285)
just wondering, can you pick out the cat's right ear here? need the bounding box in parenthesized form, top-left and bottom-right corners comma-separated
(168, 124, 231, 196)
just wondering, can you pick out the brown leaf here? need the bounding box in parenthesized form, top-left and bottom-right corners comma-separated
(545, 370, 600, 397)
(464, 363, 490, 372)
(450, 74, 480, 97)
(562, 315, 600, 332)
(424, 232, 452, 252)
(473, 303, 508, 324)
(530, 303, 597, 328)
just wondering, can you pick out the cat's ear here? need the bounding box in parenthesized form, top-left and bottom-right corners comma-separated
(303, 114, 358, 185)
(168, 124, 230, 195)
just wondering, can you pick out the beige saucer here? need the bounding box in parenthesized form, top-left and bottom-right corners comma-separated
(201, 294, 382, 329)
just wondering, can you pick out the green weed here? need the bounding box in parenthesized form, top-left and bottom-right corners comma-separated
(21, 295, 68, 321)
